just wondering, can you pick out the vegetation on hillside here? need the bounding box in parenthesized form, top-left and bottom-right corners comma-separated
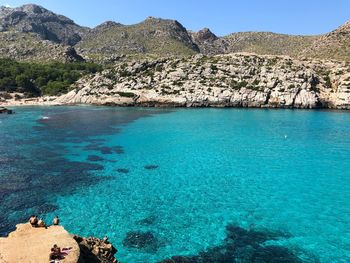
(0, 59, 102, 96)
(77, 17, 198, 59)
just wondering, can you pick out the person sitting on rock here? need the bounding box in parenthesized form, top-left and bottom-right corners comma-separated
(49, 244, 62, 260)
(37, 218, 46, 228)
(29, 215, 38, 227)
(53, 215, 59, 225)
(103, 236, 109, 243)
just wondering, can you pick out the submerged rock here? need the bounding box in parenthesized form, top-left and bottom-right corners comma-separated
(113, 146, 125, 154)
(116, 168, 129, 174)
(144, 165, 159, 170)
(159, 224, 303, 263)
(87, 155, 104, 162)
(122, 231, 159, 253)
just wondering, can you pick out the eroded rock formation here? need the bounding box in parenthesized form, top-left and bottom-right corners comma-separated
(56, 53, 350, 109)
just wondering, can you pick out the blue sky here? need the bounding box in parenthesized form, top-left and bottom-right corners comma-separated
(1, 0, 349, 36)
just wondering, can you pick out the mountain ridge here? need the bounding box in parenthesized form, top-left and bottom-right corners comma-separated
(0, 4, 349, 61)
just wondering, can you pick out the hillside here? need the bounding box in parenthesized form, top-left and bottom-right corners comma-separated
(301, 20, 350, 61)
(0, 31, 84, 62)
(191, 29, 318, 57)
(76, 17, 199, 59)
(0, 4, 87, 45)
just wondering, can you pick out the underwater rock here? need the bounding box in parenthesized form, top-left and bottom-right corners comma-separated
(122, 231, 159, 253)
(84, 143, 114, 154)
(252, 245, 301, 262)
(100, 147, 113, 154)
(87, 155, 104, 162)
(113, 146, 124, 154)
(136, 215, 157, 226)
(144, 165, 159, 170)
(159, 224, 303, 263)
(116, 168, 129, 174)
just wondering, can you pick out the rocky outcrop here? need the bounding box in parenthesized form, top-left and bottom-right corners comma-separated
(56, 53, 350, 109)
(0, 223, 119, 263)
(64, 46, 85, 62)
(0, 4, 87, 45)
(74, 236, 118, 263)
(0, 223, 80, 263)
(0, 31, 85, 62)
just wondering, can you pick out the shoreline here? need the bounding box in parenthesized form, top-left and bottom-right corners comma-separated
(2, 98, 350, 111)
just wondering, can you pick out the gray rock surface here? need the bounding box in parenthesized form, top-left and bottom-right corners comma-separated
(56, 53, 350, 109)
(0, 4, 87, 45)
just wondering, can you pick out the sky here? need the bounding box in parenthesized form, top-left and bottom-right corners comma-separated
(1, 0, 350, 36)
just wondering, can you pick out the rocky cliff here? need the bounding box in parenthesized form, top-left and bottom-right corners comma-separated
(56, 53, 350, 109)
(0, 4, 87, 45)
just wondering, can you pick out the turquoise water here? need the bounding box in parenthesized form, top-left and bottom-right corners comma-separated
(1, 107, 350, 262)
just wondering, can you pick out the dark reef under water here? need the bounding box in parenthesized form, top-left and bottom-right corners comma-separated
(158, 224, 307, 263)
(0, 107, 164, 236)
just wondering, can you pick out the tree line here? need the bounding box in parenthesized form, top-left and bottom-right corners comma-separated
(0, 59, 102, 96)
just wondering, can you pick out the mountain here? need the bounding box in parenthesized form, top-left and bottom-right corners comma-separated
(0, 4, 350, 62)
(0, 4, 87, 45)
(191, 30, 318, 57)
(300, 20, 350, 61)
(76, 17, 199, 59)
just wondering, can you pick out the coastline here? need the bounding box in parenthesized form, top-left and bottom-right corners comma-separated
(2, 97, 350, 110)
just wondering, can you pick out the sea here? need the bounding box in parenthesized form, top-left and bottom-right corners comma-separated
(1, 106, 350, 262)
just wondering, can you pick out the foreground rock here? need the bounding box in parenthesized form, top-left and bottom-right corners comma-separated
(0, 223, 80, 263)
(0, 223, 119, 263)
(74, 235, 118, 263)
(56, 53, 350, 109)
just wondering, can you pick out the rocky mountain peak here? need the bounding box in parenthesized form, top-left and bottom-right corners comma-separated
(0, 3, 87, 45)
(20, 4, 47, 14)
(331, 20, 350, 35)
(191, 27, 218, 42)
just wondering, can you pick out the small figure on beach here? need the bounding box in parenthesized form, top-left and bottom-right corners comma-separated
(37, 218, 46, 228)
(29, 215, 38, 227)
(103, 235, 109, 243)
(53, 215, 59, 225)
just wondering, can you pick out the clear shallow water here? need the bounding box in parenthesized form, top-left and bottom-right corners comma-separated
(1, 106, 350, 262)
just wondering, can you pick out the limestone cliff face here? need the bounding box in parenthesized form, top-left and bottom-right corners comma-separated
(56, 53, 350, 109)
